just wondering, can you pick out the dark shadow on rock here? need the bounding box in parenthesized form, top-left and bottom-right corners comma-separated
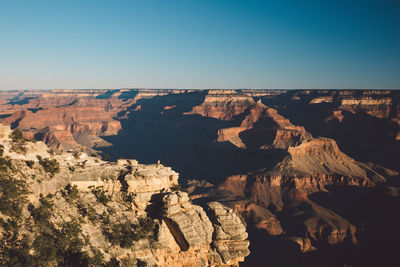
(101, 91, 285, 185)
(267, 91, 400, 173)
(308, 185, 400, 267)
(240, 226, 301, 267)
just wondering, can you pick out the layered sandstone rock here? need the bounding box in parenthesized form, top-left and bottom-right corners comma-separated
(206, 202, 250, 265)
(339, 97, 392, 119)
(0, 89, 178, 152)
(184, 90, 255, 120)
(161, 191, 213, 251)
(0, 124, 250, 266)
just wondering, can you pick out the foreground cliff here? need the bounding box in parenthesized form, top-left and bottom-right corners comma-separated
(0, 125, 249, 266)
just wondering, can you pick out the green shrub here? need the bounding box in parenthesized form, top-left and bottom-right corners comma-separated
(91, 186, 111, 205)
(77, 203, 99, 223)
(102, 217, 155, 248)
(62, 184, 79, 202)
(32, 234, 58, 263)
(138, 217, 155, 234)
(32, 220, 88, 266)
(10, 129, 24, 142)
(9, 129, 27, 154)
(0, 157, 12, 172)
(37, 156, 60, 177)
(0, 174, 28, 218)
(0, 226, 33, 266)
(103, 221, 138, 248)
(137, 259, 147, 267)
(25, 160, 34, 168)
(30, 196, 53, 228)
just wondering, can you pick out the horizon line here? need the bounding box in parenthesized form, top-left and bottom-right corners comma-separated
(1, 88, 399, 91)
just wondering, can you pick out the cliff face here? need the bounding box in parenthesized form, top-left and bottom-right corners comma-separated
(184, 90, 256, 121)
(0, 124, 249, 266)
(190, 137, 395, 255)
(216, 100, 312, 149)
(0, 90, 174, 152)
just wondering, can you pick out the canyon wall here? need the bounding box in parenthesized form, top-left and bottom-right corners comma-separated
(1, 89, 399, 266)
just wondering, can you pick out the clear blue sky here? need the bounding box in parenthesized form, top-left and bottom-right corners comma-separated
(1, 0, 399, 89)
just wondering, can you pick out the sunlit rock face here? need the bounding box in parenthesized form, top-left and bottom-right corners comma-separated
(184, 90, 256, 121)
(0, 124, 250, 266)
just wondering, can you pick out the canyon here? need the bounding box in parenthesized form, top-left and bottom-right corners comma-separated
(0, 89, 399, 266)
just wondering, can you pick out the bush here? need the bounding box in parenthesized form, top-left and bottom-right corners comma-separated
(37, 156, 60, 177)
(10, 129, 24, 142)
(137, 259, 147, 267)
(30, 196, 54, 227)
(62, 184, 79, 202)
(0, 174, 28, 218)
(0, 226, 33, 266)
(77, 202, 99, 223)
(32, 220, 88, 266)
(9, 129, 27, 154)
(26, 160, 34, 168)
(0, 157, 12, 172)
(103, 221, 137, 248)
(91, 186, 112, 205)
(102, 217, 155, 248)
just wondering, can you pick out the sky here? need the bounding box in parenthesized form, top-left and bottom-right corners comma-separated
(0, 0, 399, 89)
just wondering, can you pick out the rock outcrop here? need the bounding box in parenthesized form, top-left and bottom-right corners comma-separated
(205, 202, 250, 265)
(0, 124, 249, 266)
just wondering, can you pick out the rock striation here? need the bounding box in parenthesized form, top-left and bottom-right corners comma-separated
(205, 202, 250, 265)
(184, 90, 255, 121)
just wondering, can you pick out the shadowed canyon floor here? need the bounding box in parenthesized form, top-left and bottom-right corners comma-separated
(1, 89, 399, 266)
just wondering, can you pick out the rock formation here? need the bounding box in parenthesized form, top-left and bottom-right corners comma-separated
(216, 100, 312, 149)
(0, 124, 249, 266)
(0, 89, 175, 152)
(184, 90, 256, 121)
(190, 136, 395, 254)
